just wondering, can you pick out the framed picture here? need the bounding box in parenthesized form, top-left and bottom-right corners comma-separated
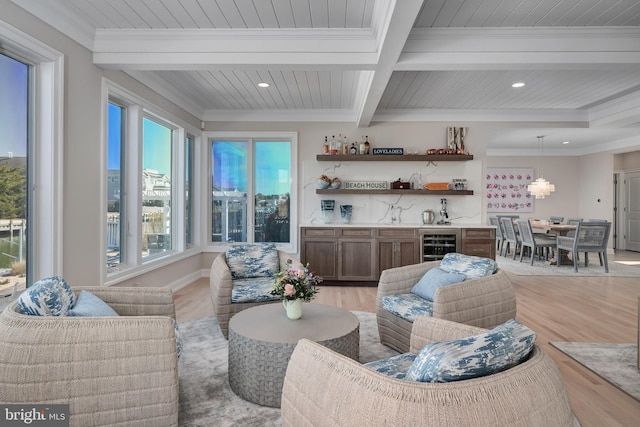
(486, 167, 534, 213)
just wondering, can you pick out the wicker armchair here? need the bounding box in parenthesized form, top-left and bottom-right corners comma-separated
(282, 317, 578, 427)
(210, 249, 301, 339)
(376, 261, 516, 353)
(0, 286, 179, 427)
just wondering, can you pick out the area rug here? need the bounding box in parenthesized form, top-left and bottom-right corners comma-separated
(497, 255, 640, 277)
(177, 311, 398, 426)
(550, 342, 640, 401)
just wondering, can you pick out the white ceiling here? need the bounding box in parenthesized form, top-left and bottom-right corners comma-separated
(9, 0, 640, 154)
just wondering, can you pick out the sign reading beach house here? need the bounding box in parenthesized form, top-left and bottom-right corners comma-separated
(344, 181, 388, 190)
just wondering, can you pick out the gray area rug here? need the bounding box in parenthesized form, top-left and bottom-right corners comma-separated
(178, 311, 398, 426)
(550, 342, 640, 401)
(497, 255, 640, 277)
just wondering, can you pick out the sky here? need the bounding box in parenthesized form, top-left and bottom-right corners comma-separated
(0, 53, 28, 159)
(108, 104, 172, 176)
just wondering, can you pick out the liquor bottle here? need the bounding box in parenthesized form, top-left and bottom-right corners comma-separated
(364, 135, 370, 154)
(349, 142, 357, 155)
(323, 136, 329, 154)
(342, 135, 349, 155)
(329, 135, 338, 155)
(359, 136, 366, 154)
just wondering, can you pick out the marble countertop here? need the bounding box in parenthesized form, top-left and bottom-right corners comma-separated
(300, 223, 494, 229)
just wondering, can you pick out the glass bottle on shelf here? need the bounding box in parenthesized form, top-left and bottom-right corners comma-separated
(329, 135, 338, 155)
(359, 136, 366, 154)
(350, 142, 358, 155)
(364, 135, 370, 154)
(342, 135, 349, 155)
(322, 136, 329, 154)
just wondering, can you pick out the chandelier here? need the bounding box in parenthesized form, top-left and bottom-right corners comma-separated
(527, 135, 555, 199)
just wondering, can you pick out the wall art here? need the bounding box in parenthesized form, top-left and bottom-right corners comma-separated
(486, 167, 534, 212)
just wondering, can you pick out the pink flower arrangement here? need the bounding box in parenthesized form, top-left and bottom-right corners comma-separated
(270, 259, 322, 302)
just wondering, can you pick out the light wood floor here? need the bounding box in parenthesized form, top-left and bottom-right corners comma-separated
(174, 251, 640, 427)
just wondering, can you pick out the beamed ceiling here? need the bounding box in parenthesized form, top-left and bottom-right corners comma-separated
(9, 0, 640, 154)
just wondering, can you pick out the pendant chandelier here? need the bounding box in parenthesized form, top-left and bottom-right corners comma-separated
(527, 135, 555, 199)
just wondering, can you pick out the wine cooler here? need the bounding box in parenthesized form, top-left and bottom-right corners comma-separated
(421, 229, 461, 262)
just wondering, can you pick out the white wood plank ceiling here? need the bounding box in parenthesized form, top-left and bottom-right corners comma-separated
(9, 0, 640, 142)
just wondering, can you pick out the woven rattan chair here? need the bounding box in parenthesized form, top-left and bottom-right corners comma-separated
(210, 248, 301, 339)
(376, 261, 516, 353)
(0, 286, 179, 427)
(282, 317, 579, 427)
(556, 221, 611, 273)
(516, 219, 557, 265)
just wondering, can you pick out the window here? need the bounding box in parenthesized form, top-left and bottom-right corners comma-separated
(1, 20, 64, 285)
(0, 53, 29, 290)
(209, 132, 297, 251)
(103, 80, 200, 282)
(185, 134, 195, 247)
(107, 101, 125, 269)
(142, 117, 173, 259)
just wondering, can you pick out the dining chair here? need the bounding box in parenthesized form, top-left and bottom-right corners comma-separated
(516, 219, 556, 265)
(499, 217, 520, 259)
(556, 221, 611, 273)
(489, 216, 505, 256)
(549, 216, 564, 224)
(565, 218, 583, 238)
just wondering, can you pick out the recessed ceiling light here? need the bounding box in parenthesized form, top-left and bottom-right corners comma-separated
(258, 82, 270, 88)
(512, 82, 525, 88)
(562, 141, 570, 145)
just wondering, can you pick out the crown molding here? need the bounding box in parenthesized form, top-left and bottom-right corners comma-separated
(201, 109, 357, 123)
(372, 108, 589, 123)
(589, 90, 640, 128)
(399, 26, 640, 71)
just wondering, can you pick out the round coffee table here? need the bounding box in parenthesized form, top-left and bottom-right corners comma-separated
(228, 303, 359, 407)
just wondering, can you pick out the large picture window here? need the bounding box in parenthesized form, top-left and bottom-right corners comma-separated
(210, 133, 296, 250)
(104, 80, 200, 282)
(0, 53, 29, 291)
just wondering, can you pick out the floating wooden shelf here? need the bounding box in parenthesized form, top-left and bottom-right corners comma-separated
(316, 189, 474, 195)
(316, 154, 473, 162)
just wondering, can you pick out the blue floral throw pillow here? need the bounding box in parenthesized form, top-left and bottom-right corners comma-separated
(405, 319, 536, 383)
(410, 267, 466, 301)
(17, 276, 76, 316)
(226, 243, 279, 280)
(439, 253, 497, 279)
(67, 290, 119, 317)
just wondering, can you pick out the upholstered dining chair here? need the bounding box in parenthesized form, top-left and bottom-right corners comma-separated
(516, 219, 556, 265)
(549, 216, 564, 223)
(556, 221, 611, 273)
(499, 216, 520, 259)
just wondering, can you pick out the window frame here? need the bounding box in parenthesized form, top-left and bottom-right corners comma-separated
(0, 19, 64, 282)
(102, 79, 201, 285)
(205, 131, 298, 254)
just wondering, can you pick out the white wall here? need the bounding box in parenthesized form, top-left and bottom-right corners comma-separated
(486, 155, 581, 221)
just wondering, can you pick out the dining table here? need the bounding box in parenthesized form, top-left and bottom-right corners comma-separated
(528, 220, 577, 265)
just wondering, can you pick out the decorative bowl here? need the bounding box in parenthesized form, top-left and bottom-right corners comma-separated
(330, 179, 341, 189)
(317, 179, 330, 189)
